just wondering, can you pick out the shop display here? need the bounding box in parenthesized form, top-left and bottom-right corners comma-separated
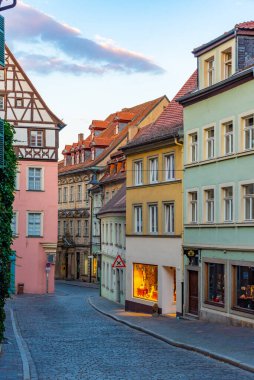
(133, 263, 158, 301)
(207, 263, 224, 305)
(236, 266, 254, 311)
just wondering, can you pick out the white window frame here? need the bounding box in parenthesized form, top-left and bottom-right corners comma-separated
(223, 49, 232, 79)
(30, 130, 43, 147)
(133, 160, 143, 186)
(206, 57, 215, 86)
(11, 211, 18, 236)
(205, 127, 215, 159)
(244, 116, 254, 151)
(204, 188, 215, 223)
(27, 167, 44, 191)
(224, 122, 234, 155)
(189, 191, 198, 224)
(223, 186, 233, 222)
(189, 131, 198, 163)
(164, 153, 175, 181)
(164, 202, 174, 234)
(149, 203, 158, 234)
(69, 220, 73, 236)
(243, 183, 254, 221)
(149, 156, 158, 184)
(27, 212, 43, 237)
(134, 205, 142, 233)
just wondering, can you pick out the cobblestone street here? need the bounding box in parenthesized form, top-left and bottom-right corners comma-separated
(3, 283, 254, 380)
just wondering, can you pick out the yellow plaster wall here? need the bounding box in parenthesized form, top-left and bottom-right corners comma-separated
(126, 144, 183, 236)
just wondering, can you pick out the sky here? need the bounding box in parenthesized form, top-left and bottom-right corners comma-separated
(3, 0, 254, 154)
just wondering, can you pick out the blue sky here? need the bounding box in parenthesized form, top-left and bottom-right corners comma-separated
(3, 0, 254, 153)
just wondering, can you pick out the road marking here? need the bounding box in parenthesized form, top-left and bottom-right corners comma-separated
(10, 308, 31, 380)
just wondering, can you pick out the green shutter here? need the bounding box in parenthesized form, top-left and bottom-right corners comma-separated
(0, 16, 5, 68)
(0, 119, 4, 168)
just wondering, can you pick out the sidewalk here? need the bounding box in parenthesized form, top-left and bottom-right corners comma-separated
(0, 302, 23, 380)
(89, 295, 254, 374)
(56, 279, 99, 289)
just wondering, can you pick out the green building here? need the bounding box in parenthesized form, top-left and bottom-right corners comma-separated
(179, 22, 254, 326)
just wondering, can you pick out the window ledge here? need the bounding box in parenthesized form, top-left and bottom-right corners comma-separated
(26, 235, 43, 238)
(232, 306, 254, 315)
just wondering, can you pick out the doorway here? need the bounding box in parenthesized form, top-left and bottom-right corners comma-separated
(188, 270, 199, 315)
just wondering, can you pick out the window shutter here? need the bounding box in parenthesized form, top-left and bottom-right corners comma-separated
(0, 118, 4, 168)
(0, 16, 5, 68)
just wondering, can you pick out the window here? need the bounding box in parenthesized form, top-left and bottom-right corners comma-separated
(223, 49, 232, 79)
(77, 220, 81, 237)
(224, 122, 233, 155)
(63, 221, 67, 235)
(11, 212, 17, 236)
(105, 191, 109, 204)
(190, 133, 198, 162)
(0, 96, 4, 110)
(134, 160, 143, 185)
(28, 168, 42, 191)
(233, 265, 254, 311)
(77, 185, 82, 201)
(223, 187, 233, 222)
(58, 188, 62, 203)
(133, 263, 158, 301)
(84, 220, 89, 236)
(149, 157, 158, 183)
(28, 213, 42, 236)
(206, 57, 214, 86)
(110, 223, 113, 244)
(118, 224, 122, 247)
(134, 206, 142, 233)
(63, 187, 68, 202)
(206, 127, 215, 159)
(164, 203, 174, 233)
(106, 224, 108, 244)
(189, 191, 198, 223)
(206, 263, 224, 305)
(58, 221, 61, 236)
(149, 204, 158, 233)
(244, 184, 254, 220)
(30, 130, 43, 147)
(69, 220, 73, 236)
(70, 186, 74, 202)
(244, 116, 254, 150)
(165, 154, 175, 181)
(205, 189, 214, 223)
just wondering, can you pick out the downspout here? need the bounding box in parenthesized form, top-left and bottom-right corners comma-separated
(174, 137, 184, 317)
(88, 191, 93, 283)
(96, 212, 102, 296)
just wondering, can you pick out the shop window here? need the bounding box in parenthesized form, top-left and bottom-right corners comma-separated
(234, 266, 254, 312)
(133, 263, 158, 302)
(206, 263, 224, 306)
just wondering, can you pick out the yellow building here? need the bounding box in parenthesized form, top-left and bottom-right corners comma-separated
(122, 72, 197, 315)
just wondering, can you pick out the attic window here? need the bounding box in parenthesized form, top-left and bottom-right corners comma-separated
(115, 124, 119, 135)
(91, 149, 95, 160)
(15, 98, 24, 107)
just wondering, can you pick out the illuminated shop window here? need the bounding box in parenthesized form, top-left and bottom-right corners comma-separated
(234, 266, 254, 312)
(206, 263, 224, 306)
(133, 263, 158, 302)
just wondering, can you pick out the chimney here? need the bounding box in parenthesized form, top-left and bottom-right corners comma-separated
(78, 133, 84, 142)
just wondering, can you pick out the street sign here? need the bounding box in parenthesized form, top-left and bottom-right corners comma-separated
(88, 255, 93, 259)
(112, 255, 126, 268)
(45, 262, 51, 273)
(0, 0, 17, 12)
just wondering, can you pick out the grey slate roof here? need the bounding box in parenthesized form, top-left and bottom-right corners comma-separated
(97, 185, 126, 216)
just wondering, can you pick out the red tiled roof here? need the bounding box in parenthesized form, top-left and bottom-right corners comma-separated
(90, 120, 109, 129)
(91, 137, 112, 147)
(123, 71, 197, 149)
(236, 21, 254, 29)
(59, 96, 167, 174)
(114, 111, 135, 122)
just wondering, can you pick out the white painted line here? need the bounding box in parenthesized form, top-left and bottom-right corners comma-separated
(10, 308, 30, 380)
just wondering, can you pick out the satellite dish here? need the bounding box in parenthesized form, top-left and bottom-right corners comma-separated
(0, 0, 17, 11)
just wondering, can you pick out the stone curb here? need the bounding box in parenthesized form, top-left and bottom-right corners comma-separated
(88, 297, 254, 375)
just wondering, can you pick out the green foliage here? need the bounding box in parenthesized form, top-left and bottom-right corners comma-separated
(0, 121, 17, 342)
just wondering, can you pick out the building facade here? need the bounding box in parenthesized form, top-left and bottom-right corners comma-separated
(56, 96, 169, 282)
(123, 72, 197, 315)
(180, 22, 254, 326)
(4, 46, 65, 294)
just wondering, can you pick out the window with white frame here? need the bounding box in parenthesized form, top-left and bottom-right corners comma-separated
(28, 213, 42, 236)
(58, 188, 62, 203)
(115, 223, 118, 245)
(206, 57, 214, 86)
(77, 185, 82, 201)
(223, 49, 232, 79)
(223, 186, 233, 222)
(164, 203, 174, 233)
(119, 224, 122, 247)
(244, 184, 254, 221)
(205, 189, 215, 223)
(30, 130, 43, 147)
(165, 154, 175, 181)
(106, 224, 108, 243)
(11, 212, 17, 236)
(63, 221, 67, 235)
(70, 186, 74, 202)
(58, 221, 61, 236)
(206, 127, 215, 159)
(134, 160, 143, 185)
(134, 205, 142, 233)
(189, 191, 198, 223)
(190, 132, 198, 162)
(69, 220, 73, 236)
(84, 220, 89, 236)
(244, 116, 254, 150)
(224, 122, 233, 155)
(149, 157, 158, 183)
(149, 204, 158, 233)
(63, 187, 68, 202)
(110, 223, 113, 244)
(28, 168, 42, 191)
(77, 220, 81, 236)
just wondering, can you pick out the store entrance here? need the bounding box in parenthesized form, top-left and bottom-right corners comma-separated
(189, 270, 198, 315)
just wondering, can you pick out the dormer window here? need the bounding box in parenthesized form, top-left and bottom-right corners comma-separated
(71, 155, 74, 165)
(81, 151, 84, 163)
(206, 57, 214, 86)
(223, 49, 232, 79)
(91, 149, 95, 160)
(115, 124, 119, 135)
(64, 156, 67, 166)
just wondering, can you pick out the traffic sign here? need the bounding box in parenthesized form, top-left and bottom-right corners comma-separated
(112, 255, 126, 268)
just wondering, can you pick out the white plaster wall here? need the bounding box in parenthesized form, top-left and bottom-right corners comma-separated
(46, 130, 56, 147)
(126, 237, 183, 314)
(14, 128, 27, 146)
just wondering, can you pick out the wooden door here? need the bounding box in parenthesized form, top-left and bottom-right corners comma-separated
(189, 270, 199, 315)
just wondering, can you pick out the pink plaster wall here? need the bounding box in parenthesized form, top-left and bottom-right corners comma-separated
(12, 160, 58, 294)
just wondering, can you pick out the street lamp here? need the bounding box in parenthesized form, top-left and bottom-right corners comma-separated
(0, 0, 17, 12)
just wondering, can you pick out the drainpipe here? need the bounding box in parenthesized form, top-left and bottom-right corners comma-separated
(174, 136, 184, 317)
(88, 191, 93, 283)
(96, 212, 102, 296)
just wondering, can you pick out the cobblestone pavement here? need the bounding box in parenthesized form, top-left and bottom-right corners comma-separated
(8, 284, 254, 380)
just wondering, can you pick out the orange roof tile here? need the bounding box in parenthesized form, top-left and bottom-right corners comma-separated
(90, 120, 109, 130)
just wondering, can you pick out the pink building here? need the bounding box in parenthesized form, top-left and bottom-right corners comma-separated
(2, 46, 65, 294)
